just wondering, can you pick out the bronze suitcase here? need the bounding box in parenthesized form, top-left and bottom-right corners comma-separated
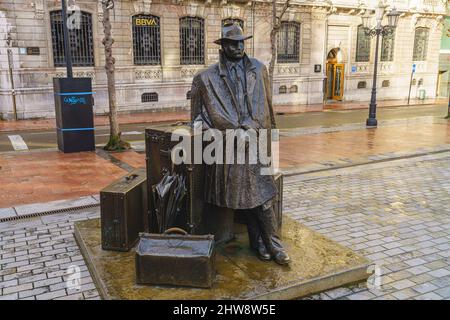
(135, 228, 215, 288)
(145, 126, 203, 234)
(100, 168, 148, 251)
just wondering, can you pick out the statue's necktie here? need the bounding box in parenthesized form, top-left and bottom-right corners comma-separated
(232, 65, 245, 121)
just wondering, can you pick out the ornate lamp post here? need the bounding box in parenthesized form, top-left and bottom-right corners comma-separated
(362, 2, 400, 127)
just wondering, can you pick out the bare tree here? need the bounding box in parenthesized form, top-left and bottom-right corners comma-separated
(101, 0, 130, 151)
(268, 0, 291, 88)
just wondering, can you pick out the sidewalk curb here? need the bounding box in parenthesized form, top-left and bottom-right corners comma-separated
(3, 146, 450, 224)
(0, 195, 100, 222)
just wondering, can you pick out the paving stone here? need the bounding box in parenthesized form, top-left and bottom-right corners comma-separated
(35, 289, 67, 300)
(18, 287, 50, 299)
(391, 279, 416, 291)
(435, 286, 450, 298)
(412, 283, 440, 294)
(429, 269, 450, 278)
(391, 288, 419, 300)
(414, 292, 443, 300)
(343, 289, 375, 300)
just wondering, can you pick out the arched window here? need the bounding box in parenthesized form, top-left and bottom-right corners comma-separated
(222, 18, 244, 30)
(279, 86, 287, 94)
(180, 17, 205, 65)
(50, 10, 94, 67)
(356, 25, 370, 62)
(413, 27, 429, 61)
(277, 22, 300, 63)
(381, 31, 395, 62)
(132, 14, 161, 65)
(289, 85, 298, 93)
(142, 92, 158, 103)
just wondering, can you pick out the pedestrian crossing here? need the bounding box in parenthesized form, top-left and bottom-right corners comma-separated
(7, 135, 29, 151)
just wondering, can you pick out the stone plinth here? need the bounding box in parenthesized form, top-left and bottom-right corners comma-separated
(74, 217, 371, 300)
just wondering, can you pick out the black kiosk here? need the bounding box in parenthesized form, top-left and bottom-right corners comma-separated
(52, 0, 95, 153)
(53, 77, 95, 153)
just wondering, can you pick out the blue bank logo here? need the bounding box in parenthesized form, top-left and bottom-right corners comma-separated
(64, 96, 87, 105)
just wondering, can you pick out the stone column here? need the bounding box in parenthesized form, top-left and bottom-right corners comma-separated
(309, 8, 328, 103)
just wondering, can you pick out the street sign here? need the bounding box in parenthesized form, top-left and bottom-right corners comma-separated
(412, 64, 416, 73)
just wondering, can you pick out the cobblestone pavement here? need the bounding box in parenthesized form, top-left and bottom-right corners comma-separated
(1, 152, 450, 299)
(286, 153, 450, 300)
(0, 209, 101, 300)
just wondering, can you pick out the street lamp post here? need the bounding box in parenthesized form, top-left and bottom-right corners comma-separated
(362, 2, 400, 127)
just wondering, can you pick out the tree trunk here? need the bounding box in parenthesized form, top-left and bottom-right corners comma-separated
(268, 0, 277, 88)
(101, 0, 129, 151)
(268, 0, 289, 90)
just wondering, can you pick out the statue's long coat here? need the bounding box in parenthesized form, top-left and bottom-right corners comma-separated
(190, 52, 277, 209)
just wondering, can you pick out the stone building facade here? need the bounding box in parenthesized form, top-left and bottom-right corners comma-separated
(0, 0, 447, 119)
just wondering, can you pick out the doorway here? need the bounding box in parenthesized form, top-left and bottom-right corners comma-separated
(326, 48, 345, 101)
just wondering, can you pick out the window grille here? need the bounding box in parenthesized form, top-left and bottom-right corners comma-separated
(356, 25, 370, 62)
(381, 31, 395, 62)
(132, 15, 161, 65)
(180, 17, 205, 65)
(186, 91, 192, 100)
(289, 85, 298, 93)
(222, 18, 244, 30)
(50, 10, 94, 67)
(277, 22, 300, 63)
(279, 86, 287, 94)
(357, 81, 367, 89)
(412, 28, 429, 61)
(142, 92, 158, 103)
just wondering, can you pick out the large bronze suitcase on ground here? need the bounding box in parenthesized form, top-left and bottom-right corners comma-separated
(100, 168, 148, 251)
(135, 228, 215, 288)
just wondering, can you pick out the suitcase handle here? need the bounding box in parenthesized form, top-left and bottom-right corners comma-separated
(163, 227, 188, 236)
(125, 174, 138, 181)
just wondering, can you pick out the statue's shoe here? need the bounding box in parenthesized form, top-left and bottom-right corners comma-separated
(272, 250, 291, 265)
(255, 237, 271, 261)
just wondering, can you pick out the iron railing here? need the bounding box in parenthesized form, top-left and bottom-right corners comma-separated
(50, 10, 94, 67)
(277, 22, 300, 63)
(133, 14, 161, 65)
(180, 17, 205, 65)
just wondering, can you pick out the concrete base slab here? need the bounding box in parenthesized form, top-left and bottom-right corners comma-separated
(74, 216, 372, 300)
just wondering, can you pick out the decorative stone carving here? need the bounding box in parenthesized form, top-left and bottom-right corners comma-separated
(132, 0, 153, 14)
(29, 0, 45, 19)
(277, 66, 299, 75)
(379, 63, 393, 73)
(185, 2, 206, 18)
(222, 5, 242, 19)
(135, 69, 162, 80)
(97, 1, 104, 22)
(180, 67, 201, 78)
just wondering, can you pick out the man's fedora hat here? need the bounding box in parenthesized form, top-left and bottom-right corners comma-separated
(214, 23, 252, 45)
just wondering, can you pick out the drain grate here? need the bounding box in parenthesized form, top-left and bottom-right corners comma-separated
(0, 203, 100, 223)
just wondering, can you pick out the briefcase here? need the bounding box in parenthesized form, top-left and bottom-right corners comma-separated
(100, 168, 148, 252)
(135, 228, 215, 288)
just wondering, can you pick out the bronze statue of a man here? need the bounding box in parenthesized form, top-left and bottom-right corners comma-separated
(190, 23, 290, 265)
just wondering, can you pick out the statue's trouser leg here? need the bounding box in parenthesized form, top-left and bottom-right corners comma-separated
(241, 209, 270, 261)
(240, 209, 259, 250)
(254, 206, 290, 265)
